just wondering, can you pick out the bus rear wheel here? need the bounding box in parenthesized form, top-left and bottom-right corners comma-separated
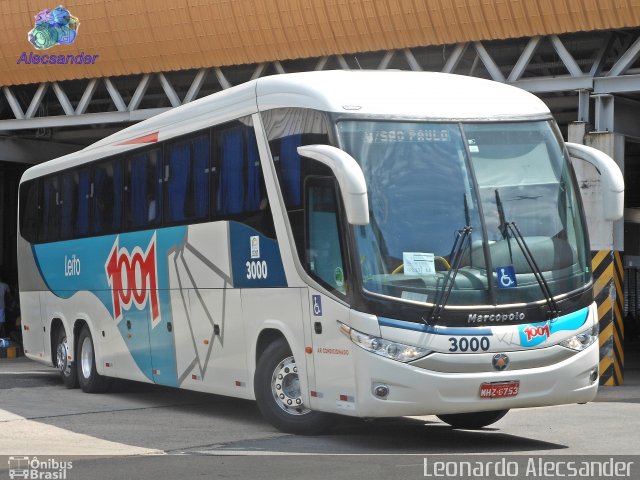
(55, 328, 78, 389)
(254, 338, 333, 435)
(437, 409, 509, 429)
(77, 326, 110, 393)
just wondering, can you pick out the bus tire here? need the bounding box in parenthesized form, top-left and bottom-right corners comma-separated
(55, 328, 78, 389)
(437, 409, 509, 429)
(254, 338, 333, 435)
(77, 326, 110, 393)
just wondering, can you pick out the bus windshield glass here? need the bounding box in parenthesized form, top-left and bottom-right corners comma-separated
(337, 120, 590, 308)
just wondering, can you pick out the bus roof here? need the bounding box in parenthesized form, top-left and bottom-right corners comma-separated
(21, 70, 551, 182)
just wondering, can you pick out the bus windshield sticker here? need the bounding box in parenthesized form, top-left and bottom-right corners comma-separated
(496, 266, 517, 288)
(250, 235, 260, 259)
(334, 267, 344, 288)
(403, 252, 435, 276)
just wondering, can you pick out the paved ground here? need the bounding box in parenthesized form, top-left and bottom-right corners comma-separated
(0, 348, 639, 479)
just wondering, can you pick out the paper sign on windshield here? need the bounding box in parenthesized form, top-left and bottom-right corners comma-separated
(403, 252, 435, 276)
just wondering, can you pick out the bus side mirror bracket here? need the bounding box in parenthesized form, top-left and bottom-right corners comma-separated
(566, 142, 624, 221)
(297, 145, 370, 225)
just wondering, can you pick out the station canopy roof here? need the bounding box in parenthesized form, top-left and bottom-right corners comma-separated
(1, 0, 639, 87)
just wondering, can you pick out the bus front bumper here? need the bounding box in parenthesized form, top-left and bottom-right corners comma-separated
(346, 340, 599, 418)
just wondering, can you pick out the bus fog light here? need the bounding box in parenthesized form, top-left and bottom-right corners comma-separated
(590, 368, 598, 384)
(559, 324, 599, 351)
(338, 321, 430, 362)
(373, 384, 389, 399)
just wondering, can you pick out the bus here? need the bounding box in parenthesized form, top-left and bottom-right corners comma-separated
(17, 70, 623, 434)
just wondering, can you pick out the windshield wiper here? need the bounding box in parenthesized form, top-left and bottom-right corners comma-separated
(495, 189, 560, 319)
(425, 225, 472, 325)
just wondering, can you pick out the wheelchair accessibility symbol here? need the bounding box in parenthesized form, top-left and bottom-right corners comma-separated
(312, 295, 323, 316)
(496, 266, 517, 288)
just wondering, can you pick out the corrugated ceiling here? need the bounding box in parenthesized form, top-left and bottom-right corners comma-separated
(1, 0, 639, 87)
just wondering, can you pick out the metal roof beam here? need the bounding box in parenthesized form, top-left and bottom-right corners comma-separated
(128, 75, 151, 111)
(0, 108, 169, 131)
(507, 36, 541, 82)
(377, 51, 395, 70)
(24, 83, 48, 119)
(52, 82, 74, 116)
(473, 42, 505, 82)
(103, 78, 127, 112)
(607, 36, 640, 77)
(594, 74, 640, 94)
(549, 35, 583, 77)
(158, 72, 181, 108)
(509, 75, 593, 93)
(442, 43, 467, 73)
(403, 49, 422, 72)
(183, 69, 208, 103)
(75, 79, 98, 115)
(214, 67, 232, 89)
(2, 86, 24, 119)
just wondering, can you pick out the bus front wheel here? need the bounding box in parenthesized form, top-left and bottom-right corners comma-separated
(437, 409, 509, 429)
(254, 338, 333, 435)
(55, 328, 78, 389)
(77, 326, 110, 393)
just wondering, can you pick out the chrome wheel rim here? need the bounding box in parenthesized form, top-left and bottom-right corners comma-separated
(80, 336, 93, 379)
(271, 355, 310, 416)
(56, 336, 69, 376)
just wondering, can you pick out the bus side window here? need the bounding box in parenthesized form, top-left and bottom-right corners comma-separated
(19, 179, 40, 243)
(125, 149, 162, 230)
(60, 171, 78, 239)
(93, 160, 123, 235)
(165, 134, 210, 224)
(75, 169, 91, 237)
(213, 121, 275, 238)
(41, 175, 60, 242)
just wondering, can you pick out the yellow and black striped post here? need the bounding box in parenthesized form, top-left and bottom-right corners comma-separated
(591, 250, 624, 385)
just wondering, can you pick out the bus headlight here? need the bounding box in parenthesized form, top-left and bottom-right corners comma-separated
(559, 324, 599, 351)
(338, 322, 430, 362)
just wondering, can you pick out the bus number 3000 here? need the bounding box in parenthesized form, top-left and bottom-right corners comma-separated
(246, 260, 268, 280)
(448, 336, 490, 352)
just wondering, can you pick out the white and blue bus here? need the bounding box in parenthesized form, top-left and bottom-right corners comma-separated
(17, 71, 623, 433)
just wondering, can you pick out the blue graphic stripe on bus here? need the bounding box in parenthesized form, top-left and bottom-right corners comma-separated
(229, 222, 287, 288)
(518, 307, 589, 347)
(378, 317, 493, 336)
(33, 226, 188, 386)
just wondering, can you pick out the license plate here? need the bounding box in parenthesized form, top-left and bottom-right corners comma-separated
(479, 381, 520, 399)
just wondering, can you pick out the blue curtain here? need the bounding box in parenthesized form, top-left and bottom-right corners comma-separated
(76, 170, 90, 236)
(280, 135, 302, 207)
(193, 136, 210, 219)
(112, 162, 123, 231)
(245, 129, 261, 212)
(130, 154, 148, 228)
(168, 143, 190, 222)
(218, 128, 244, 215)
(60, 174, 73, 238)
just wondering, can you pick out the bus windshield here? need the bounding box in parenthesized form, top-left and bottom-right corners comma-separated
(337, 120, 590, 308)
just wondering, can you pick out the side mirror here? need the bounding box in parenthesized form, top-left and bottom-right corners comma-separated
(566, 142, 624, 221)
(297, 145, 369, 225)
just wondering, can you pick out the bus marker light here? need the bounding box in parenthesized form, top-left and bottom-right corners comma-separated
(192, 374, 200, 380)
(234, 380, 246, 387)
(204, 339, 209, 345)
(153, 369, 160, 375)
(23, 325, 29, 331)
(105, 362, 111, 368)
(310, 390, 323, 398)
(305, 346, 312, 354)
